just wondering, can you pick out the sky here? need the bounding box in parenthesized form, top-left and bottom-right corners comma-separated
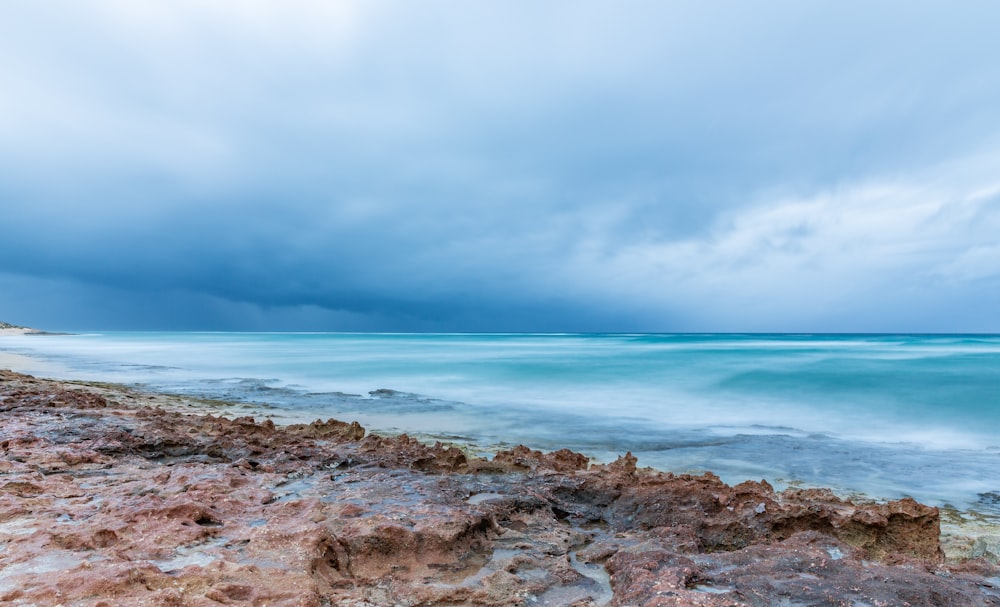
(2, 1, 1000, 332)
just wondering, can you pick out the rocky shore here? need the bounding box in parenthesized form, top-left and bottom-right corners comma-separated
(2, 370, 999, 606)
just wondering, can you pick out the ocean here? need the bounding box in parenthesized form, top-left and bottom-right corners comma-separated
(2, 332, 999, 514)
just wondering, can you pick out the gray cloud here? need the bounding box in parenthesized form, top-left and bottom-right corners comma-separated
(2, 1, 1000, 331)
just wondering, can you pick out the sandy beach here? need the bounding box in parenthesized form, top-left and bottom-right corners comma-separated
(0, 351, 36, 369)
(0, 324, 45, 376)
(0, 323, 44, 336)
(2, 366, 999, 606)
(0, 343, 68, 380)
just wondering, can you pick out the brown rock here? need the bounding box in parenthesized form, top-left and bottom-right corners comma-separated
(494, 444, 590, 472)
(0, 370, 997, 607)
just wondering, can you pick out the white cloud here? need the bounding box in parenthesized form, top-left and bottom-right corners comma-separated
(933, 245, 1000, 283)
(558, 147, 1000, 329)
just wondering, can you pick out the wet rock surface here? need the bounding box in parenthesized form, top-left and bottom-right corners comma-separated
(2, 370, 999, 606)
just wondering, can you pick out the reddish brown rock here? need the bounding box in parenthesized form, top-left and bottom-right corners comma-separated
(493, 444, 590, 472)
(1, 369, 998, 606)
(287, 417, 366, 441)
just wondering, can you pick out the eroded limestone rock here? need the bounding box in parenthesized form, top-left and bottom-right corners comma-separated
(1, 370, 998, 606)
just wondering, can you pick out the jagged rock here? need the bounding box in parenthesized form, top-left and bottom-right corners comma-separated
(0, 370, 998, 606)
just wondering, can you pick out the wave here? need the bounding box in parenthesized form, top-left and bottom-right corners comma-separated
(4, 331, 1000, 510)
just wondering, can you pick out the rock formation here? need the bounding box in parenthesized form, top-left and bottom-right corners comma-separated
(1, 370, 998, 606)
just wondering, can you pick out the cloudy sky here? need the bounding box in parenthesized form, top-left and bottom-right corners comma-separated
(2, 1, 999, 332)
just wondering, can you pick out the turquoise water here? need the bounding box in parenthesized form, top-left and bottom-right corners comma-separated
(3, 332, 999, 511)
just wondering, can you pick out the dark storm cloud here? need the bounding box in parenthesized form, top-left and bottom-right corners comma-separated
(2, 1, 1000, 331)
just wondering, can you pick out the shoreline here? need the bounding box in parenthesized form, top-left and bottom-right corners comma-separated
(3, 334, 1000, 522)
(5, 334, 999, 504)
(2, 369, 1000, 605)
(2, 339, 1000, 557)
(0, 327, 60, 336)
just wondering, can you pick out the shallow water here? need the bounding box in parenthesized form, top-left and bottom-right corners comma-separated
(3, 332, 999, 512)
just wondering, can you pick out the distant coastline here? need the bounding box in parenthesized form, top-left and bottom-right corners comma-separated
(0, 321, 71, 336)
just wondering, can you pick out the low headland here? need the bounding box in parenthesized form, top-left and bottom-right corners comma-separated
(0, 321, 35, 335)
(0, 321, 67, 337)
(1, 327, 999, 606)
